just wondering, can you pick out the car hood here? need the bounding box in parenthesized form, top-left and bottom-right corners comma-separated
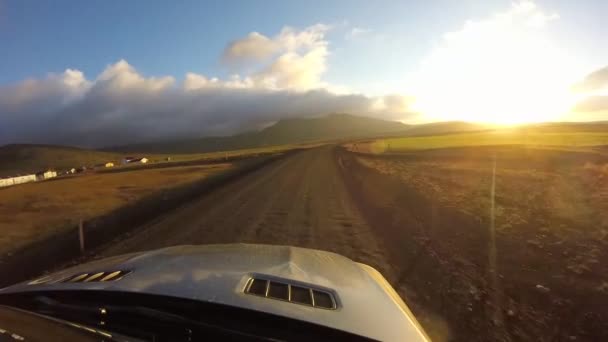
(0, 244, 428, 342)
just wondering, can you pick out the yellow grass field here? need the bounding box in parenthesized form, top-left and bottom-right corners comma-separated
(0, 163, 231, 254)
(366, 130, 608, 153)
(341, 142, 608, 341)
(0, 143, 297, 177)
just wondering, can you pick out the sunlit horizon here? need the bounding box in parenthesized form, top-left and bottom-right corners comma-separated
(1, 0, 606, 146)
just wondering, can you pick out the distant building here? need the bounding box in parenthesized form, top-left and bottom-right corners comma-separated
(15, 174, 38, 184)
(0, 174, 38, 188)
(0, 178, 12, 188)
(105, 162, 114, 168)
(35, 170, 57, 181)
(70, 168, 76, 174)
(0, 171, 56, 188)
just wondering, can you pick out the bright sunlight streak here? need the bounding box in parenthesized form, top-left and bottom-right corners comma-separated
(407, 1, 584, 125)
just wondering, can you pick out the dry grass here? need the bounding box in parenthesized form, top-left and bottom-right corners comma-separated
(356, 147, 608, 245)
(353, 145, 608, 339)
(351, 130, 608, 154)
(0, 143, 300, 177)
(0, 163, 231, 254)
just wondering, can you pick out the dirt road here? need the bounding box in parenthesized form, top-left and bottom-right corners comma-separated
(99, 146, 393, 278)
(70, 145, 608, 341)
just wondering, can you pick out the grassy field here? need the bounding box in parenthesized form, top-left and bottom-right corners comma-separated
(364, 130, 608, 153)
(0, 163, 231, 255)
(345, 142, 608, 340)
(0, 143, 297, 177)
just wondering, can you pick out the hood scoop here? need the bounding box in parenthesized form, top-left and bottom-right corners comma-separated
(244, 276, 337, 310)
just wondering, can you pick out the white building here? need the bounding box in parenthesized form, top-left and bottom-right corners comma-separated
(36, 170, 57, 181)
(0, 174, 37, 188)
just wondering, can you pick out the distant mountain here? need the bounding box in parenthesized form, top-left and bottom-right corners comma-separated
(4, 119, 607, 177)
(108, 114, 410, 154)
(0, 144, 122, 177)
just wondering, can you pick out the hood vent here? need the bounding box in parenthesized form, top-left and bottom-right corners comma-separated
(62, 270, 131, 283)
(245, 277, 337, 310)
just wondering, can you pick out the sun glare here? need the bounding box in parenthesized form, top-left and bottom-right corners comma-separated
(407, 1, 584, 125)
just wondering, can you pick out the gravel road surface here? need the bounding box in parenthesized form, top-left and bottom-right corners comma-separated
(99, 146, 393, 277)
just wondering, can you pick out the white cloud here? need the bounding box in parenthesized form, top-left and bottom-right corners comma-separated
(408, 1, 583, 124)
(183, 72, 214, 90)
(222, 24, 330, 91)
(0, 24, 422, 147)
(376, 94, 414, 113)
(97, 59, 175, 92)
(275, 24, 330, 52)
(223, 32, 279, 63)
(0, 69, 90, 111)
(573, 66, 608, 94)
(574, 96, 608, 113)
(0, 59, 415, 147)
(346, 27, 372, 40)
(253, 47, 327, 90)
(571, 65, 608, 114)
(183, 72, 253, 90)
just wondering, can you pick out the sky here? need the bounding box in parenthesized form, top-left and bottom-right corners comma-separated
(1, 0, 607, 147)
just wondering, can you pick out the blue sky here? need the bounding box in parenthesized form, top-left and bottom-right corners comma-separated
(1, 0, 607, 146)
(5, 0, 605, 87)
(0, 0, 490, 84)
(2, 1, 438, 80)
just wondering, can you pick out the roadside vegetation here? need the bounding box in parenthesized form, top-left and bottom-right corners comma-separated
(363, 126, 608, 153)
(343, 126, 608, 340)
(0, 164, 231, 255)
(0, 143, 296, 178)
(0, 141, 299, 255)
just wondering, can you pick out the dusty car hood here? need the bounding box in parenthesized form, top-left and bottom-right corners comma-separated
(0, 244, 428, 342)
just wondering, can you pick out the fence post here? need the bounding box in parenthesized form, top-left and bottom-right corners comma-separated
(79, 219, 85, 254)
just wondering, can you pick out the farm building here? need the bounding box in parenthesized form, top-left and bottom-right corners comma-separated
(35, 170, 57, 181)
(14, 174, 37, 184)
(0, 174, 37, 188)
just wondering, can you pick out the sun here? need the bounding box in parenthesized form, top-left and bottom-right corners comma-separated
(410, 76, 579, 125)
(405, 1, 584, 125)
